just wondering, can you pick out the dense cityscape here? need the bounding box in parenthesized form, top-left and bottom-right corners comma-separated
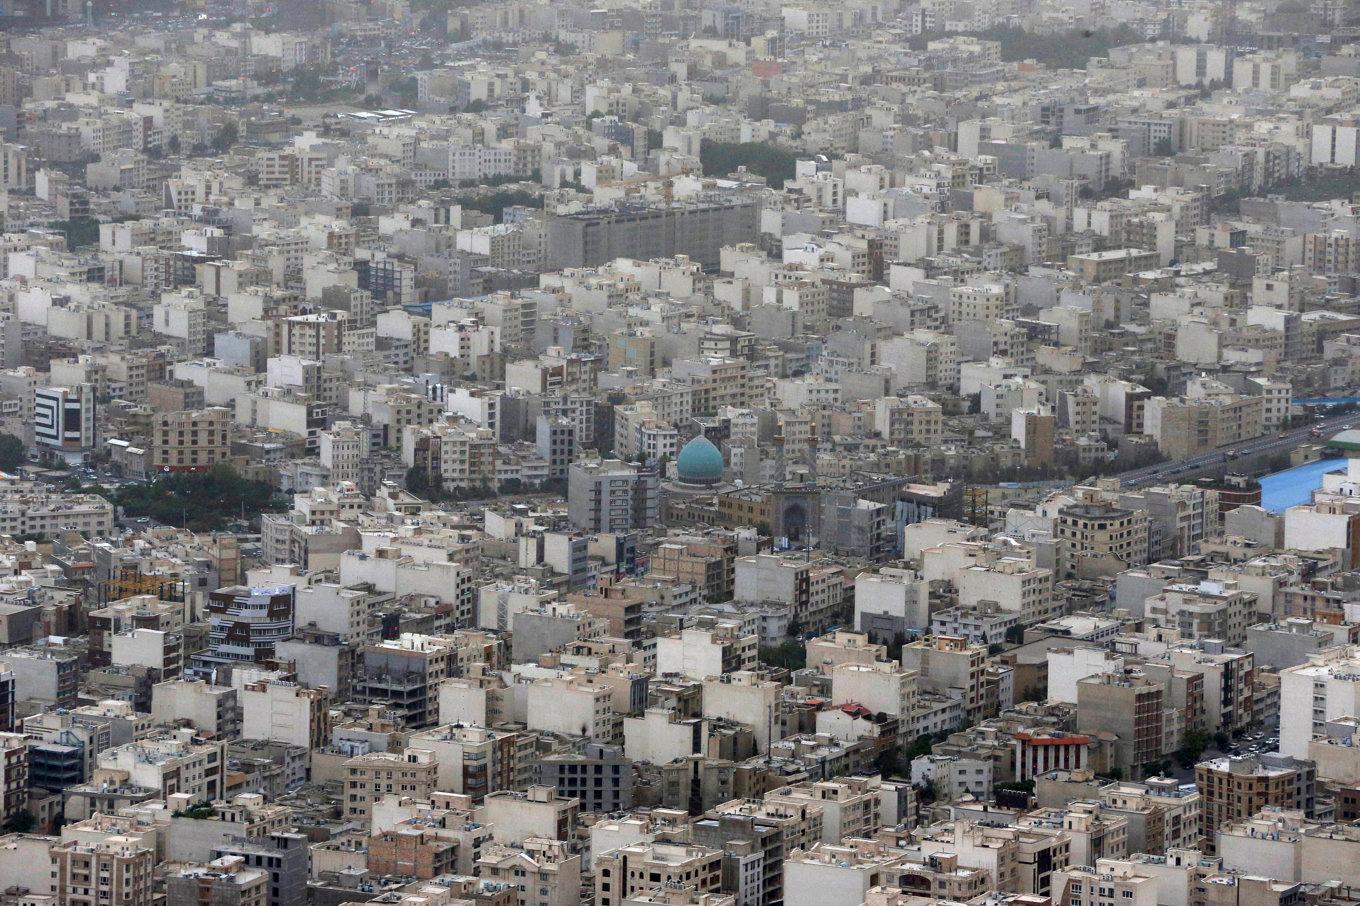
(4, 0, 1360, 904)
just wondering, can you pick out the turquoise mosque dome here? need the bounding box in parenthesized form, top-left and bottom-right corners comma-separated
(676, 435, 724, 485)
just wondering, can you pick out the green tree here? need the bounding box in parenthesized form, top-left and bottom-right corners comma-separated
(699, 141, 798, 188)
(1176, 728, 1208, 769)
(457, 189, 541, 224)
(874, 744, 901, 778)
(972, 23, 1144, 69)
(0, 433, 25, 471)
(211, 122, 239, 153)
(758, 640, 806, 671)
(115, 464, 281, 532)
(2, 811, 34, 832)
(904, 733, 936, 762)
(48, 219, 100, 249)
(406, 465, 431, 497)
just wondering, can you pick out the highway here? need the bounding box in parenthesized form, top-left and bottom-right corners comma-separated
(1118, 411, 1358, 489)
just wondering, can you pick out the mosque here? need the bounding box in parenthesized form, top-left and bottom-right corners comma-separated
(670, 434, 726, 489)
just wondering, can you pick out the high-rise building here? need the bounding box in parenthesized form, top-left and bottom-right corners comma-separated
(1075, 673, 1164, 778)
(165, 856, 269, 906)
(240, 680, 330, 751)
(650, 536, 737, 603)
(0, 731, 26, 827)
(1195, 754, 1316, 851)
(595, 841, 724, 906)
(343, 748, 438, 824)
(188, 586, 296, 679)
(1055, 503, 1150, 579)
(353, 633, 465, 729)
(568, 459, 659, 533)
(319, 420, 364, 485)
(95, 731, 228, 804)
(1279, 647, 1360, 759)
(477, 837, 582, 906)
(537, 743, 634, 814)
(899, 635, 989, 722)
(545, 198, 760, 271)
(34, 382, 96, 456)
(51, 838, 156, 906)
(151, 407, 230, 472)
(0, 661, 14, 731)
(214, 833, 310, 906)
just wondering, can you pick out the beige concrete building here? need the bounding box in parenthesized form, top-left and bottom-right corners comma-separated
(150, 406, 230, 472)
(1195, 754, 1316, 851)
(478, 836, 583, 906)
(1075, 673, 1164, 778)
(343, 748, 438, 825)
(1067, 248, 1160, 282)
(52, 837, 156, 906)
(596, 841, 724, 906)
(1055, 503, 1150, 579)
(899, 635, 988, 721)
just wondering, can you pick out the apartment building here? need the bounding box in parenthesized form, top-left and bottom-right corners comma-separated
(899, 635, 988, 721)
(481, 785, 581, 844)
(1075, 673, 1164, 778)
(477, 837, 583, 906)
(649, 536, 737, 604)
(655, 624, 759, 680)
(407, 723, 523, 799)
(51, 837, 157, 906)
(94, 731, 227, 804)
(734, 554, 846, 635)
(1100, 777, 1202, 854)
(240, 679, 331, 751)
(165, 856, 269, 906)
(1053, 859, 1157, 906)
(873, 394, 944, 445)
(354, 633, 463, 729)
(1279, 647, 1360, 760)
(0, 732, 26, 826)
(596, 841, 724, 906)
(568, 459, 660, 533)
(343, 748, 439, 824)
(189, 585, 295, 678)
(1195, 754, 1316, 851)
(764, 776, 882, 843)
(690, 798, 824, 906)
(151, 406, 230, 472)
(1055, 504, 1150, 580)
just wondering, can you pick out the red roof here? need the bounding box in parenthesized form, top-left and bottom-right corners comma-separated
(1015, 733, 1090, 746)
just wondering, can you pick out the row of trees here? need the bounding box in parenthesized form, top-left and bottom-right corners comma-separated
(114, 465, 282, 532)
(910, 24, 1149, 70)
(699, 141, 799, 189)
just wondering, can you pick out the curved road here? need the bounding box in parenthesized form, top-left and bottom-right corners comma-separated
(1119, 411, 1358, 489)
